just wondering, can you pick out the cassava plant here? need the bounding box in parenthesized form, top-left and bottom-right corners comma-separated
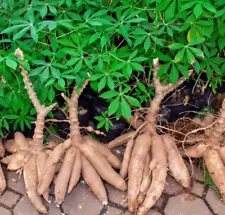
(180, 107, 225, 201)
(0, 1, 225, 215)
(1, 48, 57, 213)
(107, 58, 192, 215)
(2, 49, 127, 213)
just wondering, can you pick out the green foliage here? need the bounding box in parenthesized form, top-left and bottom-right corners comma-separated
(0, 0, 225, 134)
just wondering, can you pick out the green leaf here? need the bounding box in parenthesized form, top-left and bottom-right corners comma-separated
(165, 0, 176, 21)
(45, 79, 55, 87)
(174, 49, 185, 62)
(0, 88, 4, 97)
(30, 25, 38, 42)
(98, 76, 106, 91)
(74, 59, 83, 73)
(6, 58, 17, 70)
(108, 96, 120, 116)
(121, 97, 131, 120)
(49, 5, 57, 15)
(89, 32, 101, 44)
(157, 0, 171, 11)
(124, 95, 141, 107)
(101, 35, 108, 48)
(181, 2, 196, 11)
(1, 24, 27, 34)
(13, 26, 30, 40)
(97, 120, 105, 129)
(186, 49, 195, 64)
(129, 50, 138, 60)
(138, 81, 147, 93)
(5, 115, 20, 119)
(130, 62, 144, 71)
(206, 65, 212, 79)
(157, 63, 171, 77)
(107, 76, 115, 90)
(58, 39, 76, 47)
(177, 64, 189, 78)
(189, 47, 204, 58)
(30, 66, 46, 76)
(188, 38, 205, 46)
(0, 97, 7, 108)
(168, 43, 184, 50)
(123, 63, 132, 79)
(151, 36, 164, 46)
(40, 67, 49, 82)
(48, 87, 55, 102)
(12, 93, 21, 112)
(203, 3, 216, 13)
(126, 18, 146, 23)
(100, 91, 118, 99)
(194, 3, 203, 18)
(218, 37, 225, 51)
(87, 20, 102, 26)
(169, 64, 179, 84)
(144, 37, 151, 52)
(0, 56, 4, 63)
(132, 57, 148, 62)
(51, 67, 61, 79)
(90, 74, 104, 81)
(111, 61, 126, 71)
(58, 78, 65, 88)
(193, 60, 201, 74)
(40, 5, 48, 18)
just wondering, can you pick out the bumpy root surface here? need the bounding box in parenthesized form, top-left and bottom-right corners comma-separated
(1, 49, 126, 213)
(38, 80, 127, 206)
(0, 48, 56, 213)
(110, 58, 192, 215)
(180, 99, 225, 202)
(0, 141, 6, 194)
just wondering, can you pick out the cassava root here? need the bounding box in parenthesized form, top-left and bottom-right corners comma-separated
(110, 58, 192, 215)
(38, 78, 126, 207)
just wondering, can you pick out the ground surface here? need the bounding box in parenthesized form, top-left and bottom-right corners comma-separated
(0, 163, 225, 215)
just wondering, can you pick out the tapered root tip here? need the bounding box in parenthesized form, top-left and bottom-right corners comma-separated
(153, 58, 159, 66)
(102, 200, 108, 205)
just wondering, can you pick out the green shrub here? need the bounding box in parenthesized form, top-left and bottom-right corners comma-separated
(0, 0, 225, 135)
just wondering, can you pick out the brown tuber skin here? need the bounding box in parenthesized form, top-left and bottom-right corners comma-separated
(35, 78, 126, 207)
(179, 99, 225, 202)
(109, 58, 193, 215)
(0, 54, 203, 215)
(0, 141, 6, 194)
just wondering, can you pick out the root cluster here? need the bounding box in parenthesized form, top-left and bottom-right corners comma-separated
(1, 48, 126, 213)
(108, 59, 192, 215)
(1, 50, 225, 215)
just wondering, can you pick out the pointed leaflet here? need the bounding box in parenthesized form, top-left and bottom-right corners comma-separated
(124, 95, 141, 107)
(186, 49, 195, 64)
(100, 91, 118, 99)
(121, 97, 131, 120)
(108, 96, 120, 116)
(13, 26, 30, 40)
(169, 63, 179, 84)
(194, 3, 203, 18)
(174, 48, 185, 62)
(6, 58, 17, 70)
